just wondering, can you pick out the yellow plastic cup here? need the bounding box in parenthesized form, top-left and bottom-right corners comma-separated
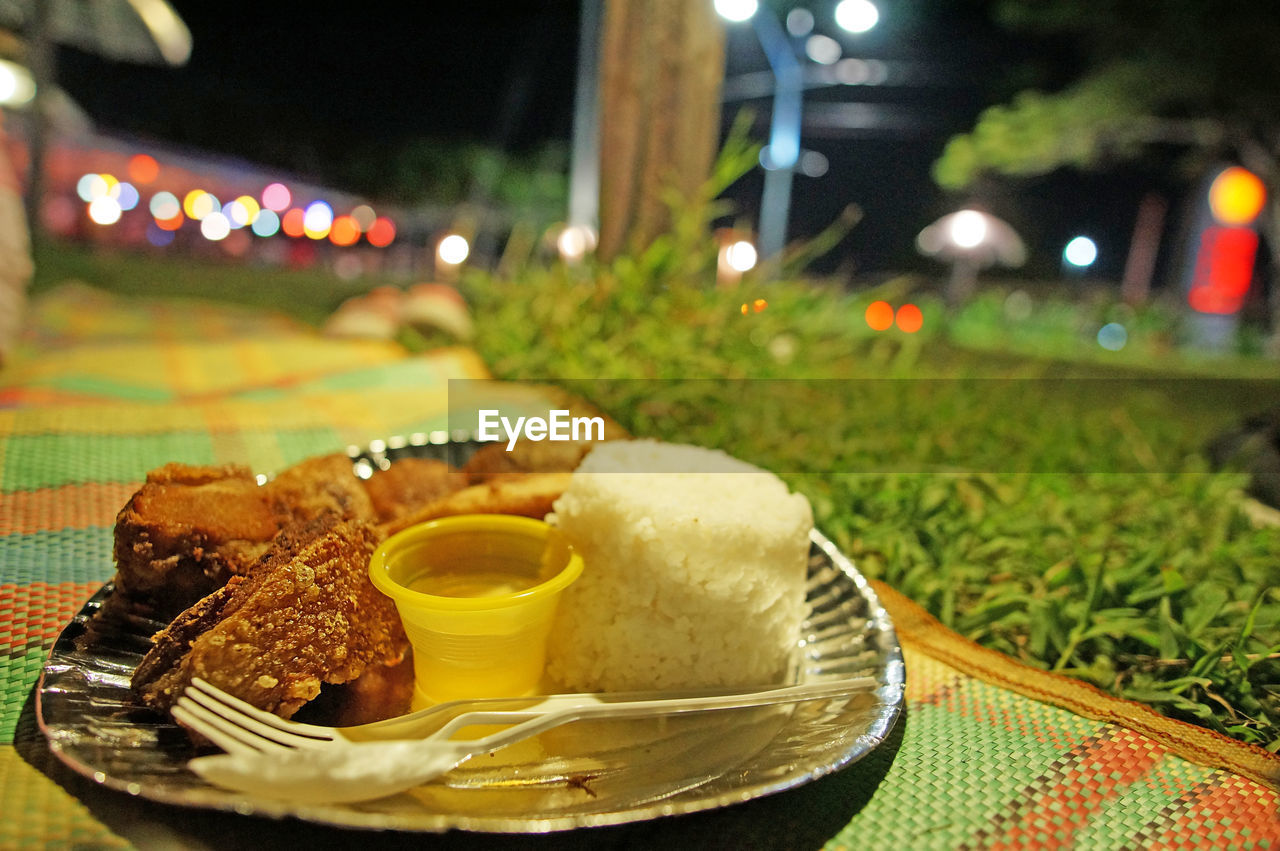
(369, 514, 583, 707)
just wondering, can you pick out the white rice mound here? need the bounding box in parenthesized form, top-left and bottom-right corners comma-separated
(545, 440, 813, 692)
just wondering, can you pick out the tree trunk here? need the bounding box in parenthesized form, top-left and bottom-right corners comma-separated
(596, 0, 726, 262)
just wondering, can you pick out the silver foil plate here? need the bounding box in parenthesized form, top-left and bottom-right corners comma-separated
(38, 437, 904, 832)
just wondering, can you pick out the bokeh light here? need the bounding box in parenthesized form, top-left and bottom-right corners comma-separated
(865, 300, 894, 331)
(835, 57, 870, 84)
(726, 240, 758, 273)
(155, 211, 184, 231)
(329, 215, 360, 246)
(146, 221, 176, 247)
(201, 211, 231, 241)
(835, 0, 879, 33)
(281, 208, 306, 237)
(786, 8, 814, 36)
(1208, 166, 1265, 226)
(895, 303, 923, 333)
(115, 182, 140, 211)
(261, 182, 291, 212)
(150, 191, 180, 220)
(184, 190, 217, 220)
(804, 34, 842, 64)
(303, 200, 334, 239)
(948, 209, 988, 249)
(193, 192, 218, 220)
(556, 224, 597, 261)
(251, 209, 280, 237)
(88, 196, 123, 225)
(1063, 236, 1098, 268)
(0, 58, 36, 107)
(799, 150, 829, 178)
(222, 200, 248, 229)
(350, 204, 377, 232)
(76, 173, 107, 202)
(128, 154, 160, 184)
(366, 217, 396, 247)
(437, 233, 470, 265)
(1097, 323, 1128, 351)
(229, 195, 260, 226)
(714, 0, 758, 22)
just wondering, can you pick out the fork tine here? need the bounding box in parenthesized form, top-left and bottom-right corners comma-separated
(188, 678, 336, 739)
(181, 689, 330, 751)
(172, 699, 273, 757)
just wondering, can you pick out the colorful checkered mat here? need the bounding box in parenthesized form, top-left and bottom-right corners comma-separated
(1, 285, 1277, 849)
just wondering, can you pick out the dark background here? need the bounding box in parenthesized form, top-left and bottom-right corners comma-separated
(51, 0, 1166, 279)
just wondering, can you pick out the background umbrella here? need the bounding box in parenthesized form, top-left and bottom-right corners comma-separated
(0, 0, 190, 232)
(916, 208, 1027, 306)
(0, 0, 190, 66)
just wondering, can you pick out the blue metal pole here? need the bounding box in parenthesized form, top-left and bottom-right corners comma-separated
(753, 10, 802, 267)
(568, 0, 602, 232)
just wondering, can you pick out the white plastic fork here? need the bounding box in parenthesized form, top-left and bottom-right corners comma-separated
(174, 675, 877, 804)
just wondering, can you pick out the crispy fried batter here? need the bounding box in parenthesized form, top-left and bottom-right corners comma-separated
(113, 464, 277, 612)
(265, 453, 376, 522)
(113, 454, 377, 615)
(133, 519, 408, 719)
(130, 580, 240, 698)
(123, 445, 588, 724)
(359, 457, 467, 522)
(293, 648, 416, 727)
(379, 472, 572, 536)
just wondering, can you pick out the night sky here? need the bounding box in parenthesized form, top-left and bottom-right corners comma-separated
(50, 1, 1156, 277)
(56, 2, 580, 169)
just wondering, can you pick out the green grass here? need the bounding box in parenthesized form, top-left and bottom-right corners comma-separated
(461, 261, 1280, 750)
(32, 238, 1280, 751)
(32, 241, 371, 328)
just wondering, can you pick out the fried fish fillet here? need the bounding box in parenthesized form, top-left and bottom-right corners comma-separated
(266, 452, 378, 523)
(132, 519, 409, 720)
(113, 454, 377, 614)
(379, 472, 572, 536)
(359, 457, 468, 522)
(112, 463, 277, 613)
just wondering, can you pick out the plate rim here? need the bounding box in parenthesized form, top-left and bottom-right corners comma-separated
(37, 439, 905, 833)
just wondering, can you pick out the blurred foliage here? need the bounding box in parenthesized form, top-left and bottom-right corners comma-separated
(446, 125, 1280, 748)
(463, 256, 1280, 747)
(464, 113, 860, 378)
(934, 1, 1280, 190)
(344, 138, 569, 222)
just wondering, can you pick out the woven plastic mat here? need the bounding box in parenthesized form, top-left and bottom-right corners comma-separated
(1, 286, 1278, 849)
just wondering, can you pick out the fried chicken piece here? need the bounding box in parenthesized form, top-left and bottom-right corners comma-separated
(380, 472, 572, 536)
(265, 453, 376, 523)
(113, 454, 376, 615)
(462, 437, 625, 483)
(359, 457, 468, 523)
(132, 519, 408, 720)
(113, 464, 277, 612)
